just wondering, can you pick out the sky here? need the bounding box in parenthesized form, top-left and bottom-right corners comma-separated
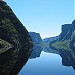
(5, 0, 74, 38)
(74, 0, 75, 18)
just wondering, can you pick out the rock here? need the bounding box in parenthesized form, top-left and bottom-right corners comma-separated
(29, 32, 43, 58)
(50, 20, 75, 70)
(0, 1, 33, 75)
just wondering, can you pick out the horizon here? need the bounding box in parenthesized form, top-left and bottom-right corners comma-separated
(5, 0, 74, 39)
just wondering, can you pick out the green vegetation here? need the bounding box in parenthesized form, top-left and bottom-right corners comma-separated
(0, 18, 19, 43)
(51, 39, 71, 51)
(0, 39, 12, 54)
(0, 18, 17, 34)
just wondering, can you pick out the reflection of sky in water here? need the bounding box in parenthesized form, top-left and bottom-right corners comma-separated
(18, 51, 74, 75)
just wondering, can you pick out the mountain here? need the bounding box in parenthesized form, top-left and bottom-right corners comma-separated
(50, 20, 75, 70)
(43, 36, 59, 43)
(29, 32, 43, 58)
(43, 36, 59, 54)
(0, 1, 33, 75)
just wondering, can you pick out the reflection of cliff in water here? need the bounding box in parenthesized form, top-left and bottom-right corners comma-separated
(18, 51, 74, 75)
(43, 43, 75, 70)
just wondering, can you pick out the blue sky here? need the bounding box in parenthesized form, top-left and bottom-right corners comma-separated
(5, 0, 74, 38)
(74, 0, 75, 18)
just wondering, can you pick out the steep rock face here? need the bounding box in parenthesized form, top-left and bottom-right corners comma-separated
(51, 20, 75, 70)
(0, 1, 33, 75)
(59, 24, 71, 41)
(29, 32, 43, 58)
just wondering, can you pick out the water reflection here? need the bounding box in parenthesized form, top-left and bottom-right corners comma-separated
(18, 51, 74, 75)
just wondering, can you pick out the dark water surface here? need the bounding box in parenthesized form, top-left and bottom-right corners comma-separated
(18, 51, 75, 75)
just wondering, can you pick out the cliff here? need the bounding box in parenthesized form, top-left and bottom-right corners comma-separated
(29, 32, 43, 58)
(0, 1, 33, 75)
(50, 20, 75, 70)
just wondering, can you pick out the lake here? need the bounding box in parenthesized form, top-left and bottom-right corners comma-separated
(18, 51, 75, 75)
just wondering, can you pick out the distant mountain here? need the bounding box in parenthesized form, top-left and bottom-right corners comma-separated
(29, 32, 43, 58)
(0, 1, 33, 75)
(50, 20, 75, 70)
(43, 36, 59, 43)
(43, 36, 59, 54)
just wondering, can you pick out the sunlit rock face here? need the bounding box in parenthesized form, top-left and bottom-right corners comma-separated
(0, 1, 33, 75)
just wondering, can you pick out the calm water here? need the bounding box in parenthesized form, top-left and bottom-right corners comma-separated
(18, 51, 75, 75)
